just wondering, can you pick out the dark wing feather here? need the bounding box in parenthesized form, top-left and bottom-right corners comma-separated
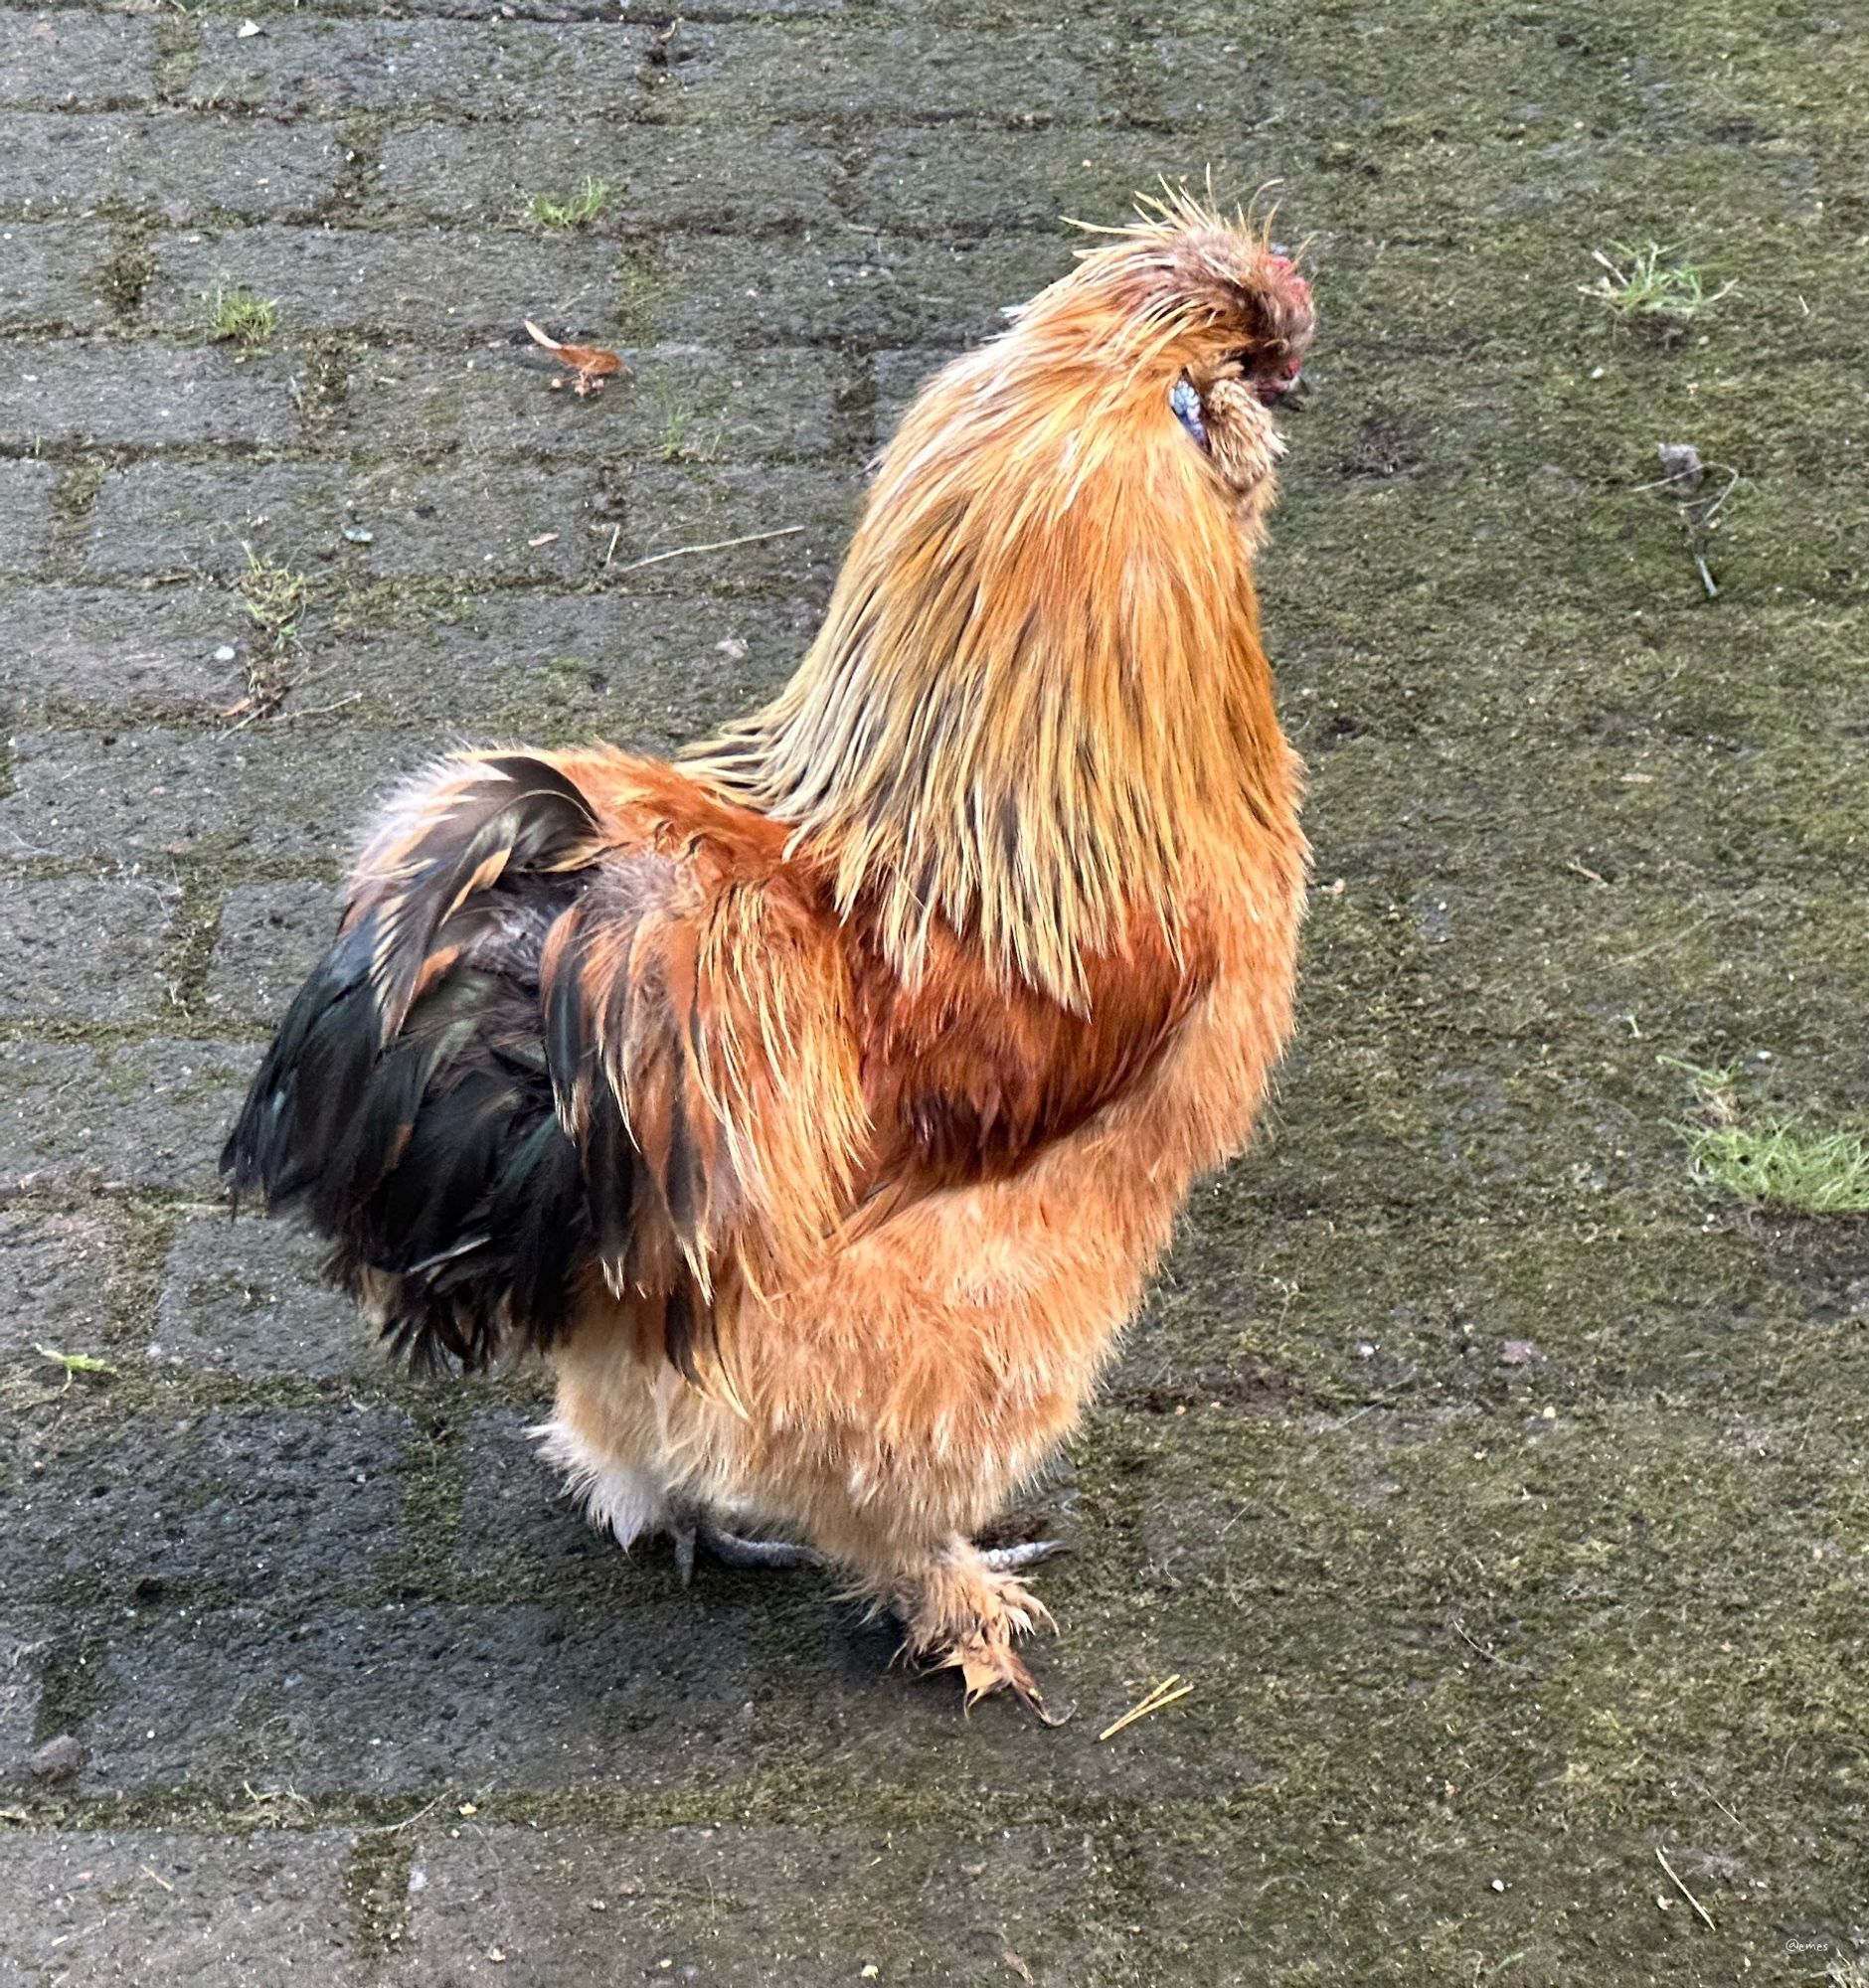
(224, 748, 873, 1386)
(223, 754, 603, 1372)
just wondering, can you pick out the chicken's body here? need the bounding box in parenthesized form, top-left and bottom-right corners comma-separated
(224, 198, 1315, 1713)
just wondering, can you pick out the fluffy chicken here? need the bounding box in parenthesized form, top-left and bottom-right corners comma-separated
(223, 195, 1316, 1718)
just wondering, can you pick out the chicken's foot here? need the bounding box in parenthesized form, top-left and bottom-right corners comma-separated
(894, 1537, 1073, 1725)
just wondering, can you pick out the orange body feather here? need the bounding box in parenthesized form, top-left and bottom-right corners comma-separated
(224, 196, 1316, 1713)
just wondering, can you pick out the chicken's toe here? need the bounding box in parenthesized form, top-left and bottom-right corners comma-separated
(979, 1540, 1069, 1573)
(698, 1520, 824, 1573)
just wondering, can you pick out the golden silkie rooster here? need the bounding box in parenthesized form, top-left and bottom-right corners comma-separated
(224, 195, 1315, 1718)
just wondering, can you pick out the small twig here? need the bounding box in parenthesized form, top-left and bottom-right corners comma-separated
(353, 1792, 445, 1836)
(264, 693, 364, 726)
(139, 1864, 174, 1893)
(1098, 1675, 1195, 1741)
(1452, 1619, 1503, 1664)
(1450, 1618, 1535, 1675)
(602, 523, 621, 569)
(1564, 858, 1610, 888)
(1655, 1847, 1716, 1930)
(1644, 448, 1739, 600)
(1612, 911, 1718, 968)
(609, 525, 803, 575)
(1683, 1775, 1752, 1842)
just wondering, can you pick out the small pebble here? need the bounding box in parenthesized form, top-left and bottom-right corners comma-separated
(29, 1735, 85, 1783)
(342, 526, 374, 545)
(214, 644, 237, 663)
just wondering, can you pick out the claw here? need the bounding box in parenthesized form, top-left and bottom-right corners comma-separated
(1017, 1682, 1077, 1729)
(951, 1640, 1073, 1726)
(979, 1540, 1069, 1574)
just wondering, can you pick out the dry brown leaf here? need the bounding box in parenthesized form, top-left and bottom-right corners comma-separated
(523, 319, 627, 398)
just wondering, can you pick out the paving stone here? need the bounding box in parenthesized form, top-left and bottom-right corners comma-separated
(0, 460, 58, 573)
(154, 1214, 366, 1382)
(148, 222, 619, 339)
(0, 1039, 254, 1193)
(0, 1633, 41, 1776)
(0, 13, 156, 107)
(0, 341, 300, 447)
(1303, 728, 1867, 889)
(618, 229, 1066, 349)
(0, 1831, 363, 1986)
(203, 880, 337, 1027)
(1391, 877, 1869, 1064)
(318, 341, 860, 463)
(0, 221, 113, 331)
(872, 345, 953, 441)
(66, 1575, 1208, 1808)
(0, 112, 345, 220)
(396, 1824, 1110, 1988)
(599, 462, 852, 594)
(455, 1408, 610, 1577)
(0, 1208, 113, 1361)
(87, 458, 851, 599)
(854, 127, 1180, 233)
(373, 121, 844, 232)
(189, 18, 653, 117)
(1242, 1024, 1699, 1226)
(1129, 1203, 1867, 1412)
(81, 459, 346, 580)
(296, 589, 814, 742)
(71, 1599, 779, 1796)
(4, 1404, 412, 1604)
(0, 585, 251, 720)
(0, 878, 179, 1024)
(0, 0, 1860, 1964)
(0, 729, 425, 864)
(659, 22, 1115, 124)
(1126, 7, 1644, 134)
(87, 458, 608, 584)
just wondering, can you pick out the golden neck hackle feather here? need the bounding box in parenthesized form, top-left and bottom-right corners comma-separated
(687, 202, 1303, 1012)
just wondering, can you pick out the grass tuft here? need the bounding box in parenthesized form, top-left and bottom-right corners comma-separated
(223, 548, 310, 725)
(1686, 1122, 1869, 1215)
(526, 176, 612, 232)
(1581, 244, 1735, 326)
(1664, 1057, 1869, 1215)
(240, 549, 308, 643)
(202, 286, 281, 349)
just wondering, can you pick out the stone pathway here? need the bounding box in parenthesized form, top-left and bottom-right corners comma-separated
(2, 0, 1866, 1981)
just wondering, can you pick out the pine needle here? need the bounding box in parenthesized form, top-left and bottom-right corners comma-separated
(1655, 1847, 1716, 1930)
(1098, 1675, 1195, 1740)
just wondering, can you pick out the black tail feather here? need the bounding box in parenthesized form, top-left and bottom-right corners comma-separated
(221, 753, 608, 1375)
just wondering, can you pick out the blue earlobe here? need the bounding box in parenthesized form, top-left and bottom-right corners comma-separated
(1170, 377, 1209, 452)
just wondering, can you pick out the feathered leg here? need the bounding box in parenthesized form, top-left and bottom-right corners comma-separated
(882, 1536, 1067, 1723)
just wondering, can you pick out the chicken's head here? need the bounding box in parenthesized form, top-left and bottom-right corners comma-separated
(1159, 234, 1315, 493)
